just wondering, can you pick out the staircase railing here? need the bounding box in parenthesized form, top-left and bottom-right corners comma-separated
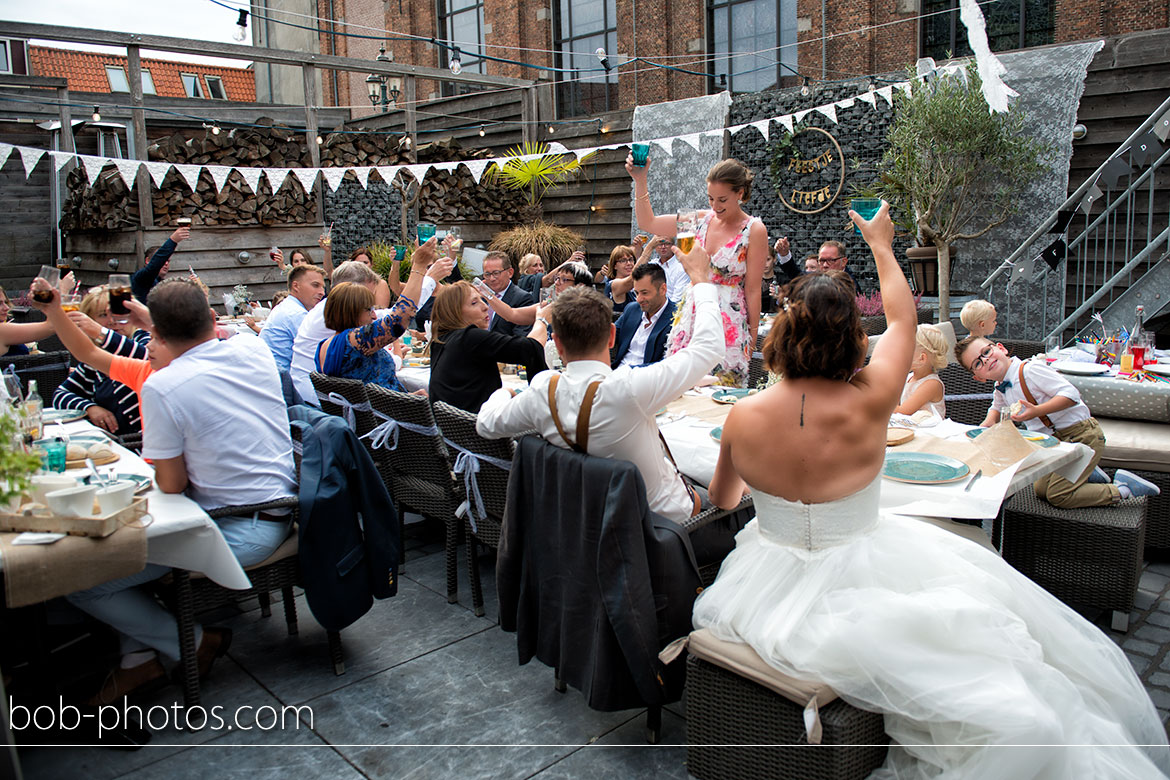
(979, 92, 1170, 342)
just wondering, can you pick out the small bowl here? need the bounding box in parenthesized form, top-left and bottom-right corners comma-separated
(29, 474, 78, 505)
(96, 480, 137, 514)
(45, 484, 98, 517)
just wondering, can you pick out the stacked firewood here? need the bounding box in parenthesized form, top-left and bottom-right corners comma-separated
(59, 125, 526, 230)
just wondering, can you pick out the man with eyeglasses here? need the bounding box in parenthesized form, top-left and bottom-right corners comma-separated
(482, 251, 534, 337)
(773, 236, 858, 291)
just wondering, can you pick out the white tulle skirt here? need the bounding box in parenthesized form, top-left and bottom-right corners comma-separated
(693, 490, 1170, 779)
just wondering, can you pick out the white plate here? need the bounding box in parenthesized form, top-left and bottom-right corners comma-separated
(1051, 361, 1111, 376)
(1145, 362, 1170, 376)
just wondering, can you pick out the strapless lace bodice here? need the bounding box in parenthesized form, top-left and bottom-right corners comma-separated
(752, 476, 880, 551)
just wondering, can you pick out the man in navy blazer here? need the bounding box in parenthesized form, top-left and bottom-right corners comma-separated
(482, 251, 534, 337)
(612, 262, 675, 368)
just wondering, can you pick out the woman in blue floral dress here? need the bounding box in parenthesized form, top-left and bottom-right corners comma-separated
(627, 157, 768, 387)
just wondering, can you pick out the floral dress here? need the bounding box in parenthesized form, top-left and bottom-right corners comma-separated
(666, 212, 755, 387)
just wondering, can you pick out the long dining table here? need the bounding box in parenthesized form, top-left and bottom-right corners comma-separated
(0, 419, 251, 593)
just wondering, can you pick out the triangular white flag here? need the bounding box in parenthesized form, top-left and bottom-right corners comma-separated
(815, 104, 838, 124)
(726, 123, 749, 136)
(677, 132, 703, 151)
(353, 166, 372, 189)
(375, 166, 400, 187)
(794, 109, 813, 124)
(431, 161, 459, 173)
(265, 168, 292, 192)
(237, 166, 264, 194)
(835, 97, 855, 111)
(320, 167, 347, 193)
(145, 161, 172, 189)
(50, 151, 73, 173)
(173, 164, 203, 192)
(114, 159, 143, 189)
(751, 120, 771, 142)
(82, 155, 108, 186)
(777, 115, 794, 134)
(857, 90, 877, 107)
(404, 164, 431, 183)
(895, 82, 913, 95)
(652, 139, 673, 157)
(547, 142, 570, 154)
(207, 165, 232, 194)
(462, 160, 489, 184)
(292, 167, 319, 194)
(0, 143, 12, 171)
(19, 147, 45, 179)
(877, 86, 894, 104)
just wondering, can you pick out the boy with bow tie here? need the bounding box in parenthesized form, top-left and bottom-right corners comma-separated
(955, 335, 1159, 508)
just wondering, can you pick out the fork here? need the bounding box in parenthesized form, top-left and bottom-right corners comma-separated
(963, 469, 983, 492)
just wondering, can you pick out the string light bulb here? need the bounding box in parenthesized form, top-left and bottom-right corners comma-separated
(91, 106, 101, 122)
(800, 78, 811, 97)
(404, 135, 412, 149)
(232, 9, 249, 42)
(595, 47, 611, 72)
(449, 49, 462, 75)
(868, 81, 877, 92)
(547, 125, 555, 134)
(315, 134, 323, 145)
(478, 125, 485, 137)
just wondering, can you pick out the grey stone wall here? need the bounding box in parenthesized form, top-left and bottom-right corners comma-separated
(322, 178, 406, 260)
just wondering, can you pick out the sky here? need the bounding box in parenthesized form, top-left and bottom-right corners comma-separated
(0, 0, 253, 67)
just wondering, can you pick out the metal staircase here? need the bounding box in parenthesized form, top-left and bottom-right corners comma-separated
(980, 93, 1170, 343)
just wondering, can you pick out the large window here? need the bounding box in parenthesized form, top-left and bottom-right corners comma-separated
(105, 65, 158, 95)
(922, 0, 1053, 60)
(205, 75, 227, 100)
(438, 0, 486, 95)
(554, 0, 618, 118)
(709, 0, 797, 93)
(180, 73, 204, 98)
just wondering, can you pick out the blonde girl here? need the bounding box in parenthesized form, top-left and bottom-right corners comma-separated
(894, 323, 948, 418)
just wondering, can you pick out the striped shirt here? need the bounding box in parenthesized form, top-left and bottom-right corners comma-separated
(52, 329, 149, 434)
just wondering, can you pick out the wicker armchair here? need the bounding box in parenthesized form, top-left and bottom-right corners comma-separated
(1, 350, 74, 401)
(364, 384, 465, 605)
(999, 487, 1146, 632)
(937, 363, 992, 426)
(432, 402, 516, 617)
(168, 426, 344, 708)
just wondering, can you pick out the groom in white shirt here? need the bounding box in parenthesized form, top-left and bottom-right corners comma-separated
(478, 243, 743, 561)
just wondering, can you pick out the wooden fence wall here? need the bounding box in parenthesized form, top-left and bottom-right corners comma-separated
(0, 122, 54, 296)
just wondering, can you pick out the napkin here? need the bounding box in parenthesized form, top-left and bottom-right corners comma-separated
(898, 421, 1036, 478)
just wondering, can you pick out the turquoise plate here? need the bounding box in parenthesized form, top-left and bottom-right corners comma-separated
(965, 427, 1058, 448)
(882, 452, 970, 484)
(34, 433, 108, 447)
(42, 409, 87, 424)
(712, 388, 755, 405)
(115, 473, 153, 494)
(710, 426, 722, 443)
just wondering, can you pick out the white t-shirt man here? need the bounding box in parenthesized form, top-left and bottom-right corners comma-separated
(141, 334, 295, 510)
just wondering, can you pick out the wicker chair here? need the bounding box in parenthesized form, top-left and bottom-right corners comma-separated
(1000, 339, 1045, 360)
(1129, 469, 1170, 550)
(686, 653, 889, 780)
(432, 401, 516, 617)
(0, 350, 73, 401)
(169, 426, 344, 708)
(364, 384, 465, 604)
(937, 363, 992, 426)
(999, 487, 1146, 632)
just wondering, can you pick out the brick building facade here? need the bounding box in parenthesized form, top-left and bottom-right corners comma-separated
(288, 0, 1168, 119)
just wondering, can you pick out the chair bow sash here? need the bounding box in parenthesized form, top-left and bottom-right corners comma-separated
(360, 409, 440, 451)
(317, 391, 372, 430)
(444, 437, 511, 534)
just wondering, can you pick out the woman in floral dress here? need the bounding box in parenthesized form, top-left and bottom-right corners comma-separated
(627, 156, 768, 387)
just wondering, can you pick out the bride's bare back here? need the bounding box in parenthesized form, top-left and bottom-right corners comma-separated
(708, 203, 917, 508)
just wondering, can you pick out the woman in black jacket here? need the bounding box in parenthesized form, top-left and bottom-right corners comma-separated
(428, 281, 549, 413)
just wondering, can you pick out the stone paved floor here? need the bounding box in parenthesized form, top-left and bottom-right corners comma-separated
(12, 520, 1170, 779)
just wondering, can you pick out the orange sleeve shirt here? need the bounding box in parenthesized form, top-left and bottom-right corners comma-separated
(108, 355, 153, 395)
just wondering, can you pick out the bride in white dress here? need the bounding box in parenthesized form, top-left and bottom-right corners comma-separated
(692, 203, 1169, 778)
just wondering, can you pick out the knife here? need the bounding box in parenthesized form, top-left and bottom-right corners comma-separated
(963, 469, 983, 492)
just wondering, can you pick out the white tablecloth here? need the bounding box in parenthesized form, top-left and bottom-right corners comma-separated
(661, 414, 1094, 521)
(6, 420, 252, 590)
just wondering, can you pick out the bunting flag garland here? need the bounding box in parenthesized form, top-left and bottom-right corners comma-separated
(0, 143, 12, 171)
(462, 159, 490, 183)
(81, 155, 107, 186)
(50, 150, 72, 174)
(292, 167, 319, 194)
(815, 104, 838, 124)
(1098, 157, 1132, 190)
(352, 166, 373, 189)
(1080, 183, 1102, 215)
(207, 164, 233, 194)
(857, 90, 877, 107)
(1129, 130, 1164, 167)
(1155, 107, 1170, 142)
(404, 163, 430, 183)
(751, 119, 771, 142)
(319, 166, 347, 193)
(19, 146, 44, 179)
(835, 97, 856, 111)
(1010, 255, 1034, 284)
(114, 159, 143, 189)
(677, 132, 703, 152)
(1048, 209, 1076, 234)
(265, 167, 292, 192)
(794, 109, 813, 124)
(237, 166, 264, 194)
(876, 86, 895, 104)
(376, 166, 400, 187)
(145, 161, 172, 189)
(172, 163, 203, 192)
(1041, 238, 1067, 270)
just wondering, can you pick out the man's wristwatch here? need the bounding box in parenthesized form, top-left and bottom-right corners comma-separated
(536, 316, 551, 329)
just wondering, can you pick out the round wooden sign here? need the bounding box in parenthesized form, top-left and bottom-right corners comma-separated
(773, 127, 845, 215)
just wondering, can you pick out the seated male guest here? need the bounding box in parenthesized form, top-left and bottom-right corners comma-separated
(481, 251, 534, 337)
(64, 279, 298, 703)
(478, 244, 741, 563)
(612, 262, 674, 369)
(260, 263, 326, 372)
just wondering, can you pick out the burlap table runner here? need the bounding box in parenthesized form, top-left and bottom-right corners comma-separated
(1, 525, 147, 608)
(665, 394, 733, 425)
(895, 421, 1039, 477)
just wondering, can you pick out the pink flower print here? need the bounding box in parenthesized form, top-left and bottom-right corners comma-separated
(722, 313, 739, 347)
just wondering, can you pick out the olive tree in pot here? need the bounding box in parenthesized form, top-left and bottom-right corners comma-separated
(874, 61, 1047, 322)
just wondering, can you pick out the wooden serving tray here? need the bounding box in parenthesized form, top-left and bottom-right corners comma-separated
(65, 452, 119, 469)
(887, 427, 915, 446)
(0, 496, 147, 538)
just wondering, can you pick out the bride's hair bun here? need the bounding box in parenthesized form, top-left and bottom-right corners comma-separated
(763, 271, 865, 381)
